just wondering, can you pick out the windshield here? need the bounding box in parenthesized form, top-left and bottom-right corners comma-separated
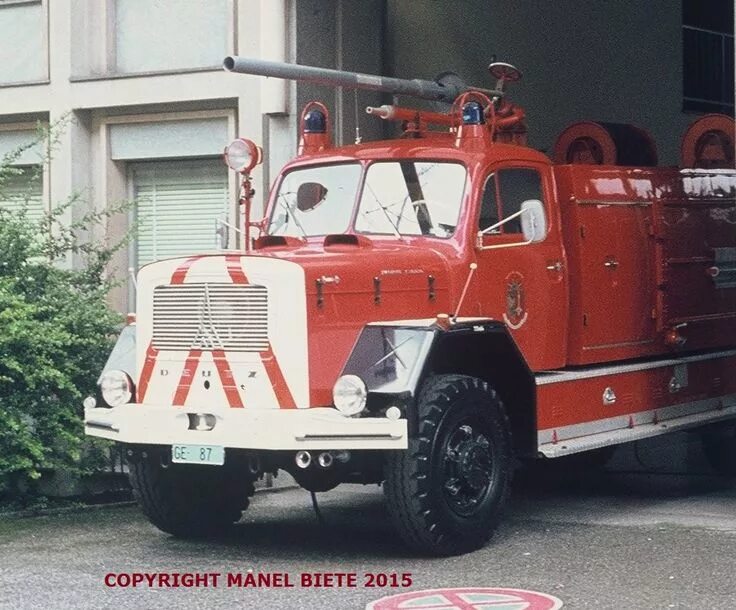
(355, 161, 466, 238)
(268, 163, 361, 237)
(267, 160, 466, 238)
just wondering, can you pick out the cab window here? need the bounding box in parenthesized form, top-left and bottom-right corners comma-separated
(479, 168, 544, 234)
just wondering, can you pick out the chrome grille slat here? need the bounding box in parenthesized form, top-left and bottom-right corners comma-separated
(152, 283, 269, 352)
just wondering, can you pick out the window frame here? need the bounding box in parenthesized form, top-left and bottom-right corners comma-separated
(478, 165, 548, 241)
(267, 161, 364, 238)
(0, 122, 50, 217)
(353, 159, 469, 240)
(99, 0, 238, 80)
(0, 0, 48, 86)
(126, 157, 230, 271)
(682, 1, 735, 114)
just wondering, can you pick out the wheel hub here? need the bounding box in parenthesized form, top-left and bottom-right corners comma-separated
(442, 423, 494, 514)
(460, 444, 491, 491)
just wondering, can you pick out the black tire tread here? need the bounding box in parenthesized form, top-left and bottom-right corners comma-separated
(384, 374, 512, 555)
(129, 453, 255, 537)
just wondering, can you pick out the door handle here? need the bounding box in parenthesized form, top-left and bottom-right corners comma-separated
(604, 257, 619, 270)
(546, 261, 563, 272)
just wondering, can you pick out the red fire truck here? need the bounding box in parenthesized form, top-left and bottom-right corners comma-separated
(84, 58, 736, 555)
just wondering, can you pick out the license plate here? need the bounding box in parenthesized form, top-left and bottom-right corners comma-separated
(171, 444, 225, 466)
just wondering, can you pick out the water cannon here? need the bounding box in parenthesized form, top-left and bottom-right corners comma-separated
(223, 56, 502, 104)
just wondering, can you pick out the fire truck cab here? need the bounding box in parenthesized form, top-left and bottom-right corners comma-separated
(84, 58, 736, 556)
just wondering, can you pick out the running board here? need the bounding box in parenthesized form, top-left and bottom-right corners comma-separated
(538, 403, 736, 458)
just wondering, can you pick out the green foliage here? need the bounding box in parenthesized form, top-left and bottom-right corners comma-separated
(0, 124, 126, 499)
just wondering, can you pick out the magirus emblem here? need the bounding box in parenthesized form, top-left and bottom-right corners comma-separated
(192, 284, 224, 350)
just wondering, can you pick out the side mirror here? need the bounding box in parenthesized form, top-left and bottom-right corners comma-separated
(215, 218, 229, 250)
(520, 199, 546, 243)
(297, 182, 328, 212)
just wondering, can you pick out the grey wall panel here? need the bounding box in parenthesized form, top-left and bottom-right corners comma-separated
(295, 0, 386, 146)
(385, 0, 691, 164)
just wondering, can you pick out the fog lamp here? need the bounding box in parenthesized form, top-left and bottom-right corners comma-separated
(100, 370, 133, 407)
(332, 375, 367, 416)
(224, 138, 263, 173)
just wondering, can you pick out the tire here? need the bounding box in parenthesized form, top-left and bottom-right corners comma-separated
(383, 375, 512, 556)
(128, 449, 255, 537)
(700, 423, 736, 477)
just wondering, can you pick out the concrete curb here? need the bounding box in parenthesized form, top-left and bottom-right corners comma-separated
(0, 500, 137, 520)
(0, 478, 301, 520)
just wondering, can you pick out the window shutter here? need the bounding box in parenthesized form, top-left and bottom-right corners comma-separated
(131, 160, 229, 268)
(0, 166, 44, 222)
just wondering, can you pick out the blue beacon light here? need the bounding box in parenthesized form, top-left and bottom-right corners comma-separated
(462, 101, 485, 125)
(304, 109, 327, 133)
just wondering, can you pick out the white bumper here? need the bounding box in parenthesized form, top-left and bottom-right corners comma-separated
(85, 405, 408, 450)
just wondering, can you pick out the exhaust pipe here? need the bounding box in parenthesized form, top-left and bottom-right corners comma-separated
(295, 450, 312, 469)
(317, 452, 334, 469)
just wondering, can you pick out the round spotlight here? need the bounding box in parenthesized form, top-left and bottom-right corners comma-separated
(100, 370, 133, 408)
(332, 374, 367, 416)
(224, 138, 263, 173)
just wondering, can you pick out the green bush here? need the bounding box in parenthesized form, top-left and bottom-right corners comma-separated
(0, 134, 125, 500)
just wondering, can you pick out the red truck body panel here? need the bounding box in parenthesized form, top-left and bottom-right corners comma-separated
(555, 165, 736, 366)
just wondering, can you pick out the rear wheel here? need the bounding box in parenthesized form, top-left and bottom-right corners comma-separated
(700, 423, 736, 477)
(128, 448, 255, 537)
(383, 375, 512, 556)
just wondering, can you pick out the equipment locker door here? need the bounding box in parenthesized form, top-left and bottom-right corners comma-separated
(474, 163, 568, 371)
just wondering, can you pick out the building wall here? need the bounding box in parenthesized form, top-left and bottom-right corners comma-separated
(294, 0, 386, 146)
(0, 0, 285, 312)
(386, 0, 695, 164)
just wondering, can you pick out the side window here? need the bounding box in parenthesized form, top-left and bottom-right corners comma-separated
(479, 168, 544, 235)
(479, 173, 499, 230)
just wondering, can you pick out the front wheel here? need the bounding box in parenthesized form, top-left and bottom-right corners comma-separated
(128, 448, 256, 537)
(383, 375, 512, 556)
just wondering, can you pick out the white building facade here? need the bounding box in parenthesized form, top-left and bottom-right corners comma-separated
(0, 0, 297, 311)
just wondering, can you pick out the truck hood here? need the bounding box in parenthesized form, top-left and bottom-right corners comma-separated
(250, 237, 455, 313)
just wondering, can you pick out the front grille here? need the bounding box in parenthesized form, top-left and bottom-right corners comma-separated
(152, 283, 269, 352)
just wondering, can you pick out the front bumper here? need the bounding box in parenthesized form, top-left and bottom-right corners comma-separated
(84, 404, 408, 450)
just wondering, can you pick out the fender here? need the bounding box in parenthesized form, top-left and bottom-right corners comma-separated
(98, 324, 137, 384)
(338, 319, 537, 457)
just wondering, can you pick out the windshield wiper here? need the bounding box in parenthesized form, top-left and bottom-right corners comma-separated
(276, 192, 308, 238)
(364, 183, 403, 239)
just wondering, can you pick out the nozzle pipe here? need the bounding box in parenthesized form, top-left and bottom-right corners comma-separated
(224, 56, 501, 104)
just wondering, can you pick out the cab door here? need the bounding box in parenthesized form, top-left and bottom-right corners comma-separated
(474, 163, 568, 371)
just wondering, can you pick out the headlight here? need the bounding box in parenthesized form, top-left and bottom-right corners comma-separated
(332, 375, 367, 416)
(100, 370, 133, 407)
(223, 138, 262, 173)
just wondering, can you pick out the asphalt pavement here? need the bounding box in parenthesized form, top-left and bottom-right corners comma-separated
(1, 436, 735, 610)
